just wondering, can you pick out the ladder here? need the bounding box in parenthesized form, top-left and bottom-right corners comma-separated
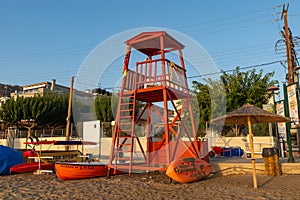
(109, 89, 137, 174)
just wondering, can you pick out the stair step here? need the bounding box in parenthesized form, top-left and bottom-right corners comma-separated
(120, 101, 133, 106)
(117, 133, 132, 137)
(119, 127, 133, 130)
(119, 124, 132, 130)
(117, 135, 133, 137)
(119, 115, 132, 118)
(117, 129, 132, 131)
(117, 143, 132, 147)
(121, 96, 134, 99)
(121, 97, 134, 100)
(119, 122, 132, 125)
(119, 123, 133, 126)
(121, 96, 133, 98)
(118, 128, 132, 131)
(119, 118, 132, 121)
(119, 117, 132, 120)
(120, 109, 133, 112)
(122, 92, 134, 96)
(119, 112, 132, 115)
(120, 100, 133, 103)
(119, 116, 133, 119)
(118, 123, 132, 130)
(119, 122, 133, 125)
(119, 131, 132, 134)
(117, 136, 135, 138)
(119, 112, 133, 115)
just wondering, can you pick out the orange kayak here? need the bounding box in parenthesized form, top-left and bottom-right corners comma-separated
(166, 157, 211, 183)
(10, 162, 54, 174)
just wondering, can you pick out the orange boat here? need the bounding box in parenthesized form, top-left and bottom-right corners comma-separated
(166, 157, 212, 183)
(55, 162, 123, 181)
(55, 162, 108, 181)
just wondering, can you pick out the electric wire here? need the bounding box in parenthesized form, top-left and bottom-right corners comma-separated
(187, 60, 283, 79)
(0, 7, 290, 86)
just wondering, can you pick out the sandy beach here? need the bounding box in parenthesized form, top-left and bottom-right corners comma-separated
(1, 172, 299, 200)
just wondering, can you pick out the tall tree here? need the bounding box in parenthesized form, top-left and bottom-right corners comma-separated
(192, 67, 278, 135)
(93, 93, 144, 137)
(94, 94, 114, 123)
(221, 67, 277, 112)
(0, 92, 69, 137)
(192, 77, 227, 135)
(93, 94, 114, 136)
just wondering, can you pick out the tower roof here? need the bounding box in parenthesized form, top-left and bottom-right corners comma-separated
(125, 31, 185, 56)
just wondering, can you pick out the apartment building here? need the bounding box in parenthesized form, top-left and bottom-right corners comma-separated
(10, 79, 69, 99)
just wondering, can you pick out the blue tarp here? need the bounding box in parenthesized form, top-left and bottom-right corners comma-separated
(0, 145, 24, 175)
(221, 147, 244, 157)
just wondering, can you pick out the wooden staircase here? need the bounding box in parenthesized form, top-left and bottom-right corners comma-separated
(109, 89, 137, 174)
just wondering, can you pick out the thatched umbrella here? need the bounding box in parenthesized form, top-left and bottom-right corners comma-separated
(211, 104, 290, 188)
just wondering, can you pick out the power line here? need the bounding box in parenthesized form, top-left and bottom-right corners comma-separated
(174, 8, 271, 30)
(0, 8, 274, 64)
(187, 21, 271, 36)
(187, 60, 283, 79)
(0, 7, 286, 87)
(210, 42, 273, 55)
(174, 8, 274, 37)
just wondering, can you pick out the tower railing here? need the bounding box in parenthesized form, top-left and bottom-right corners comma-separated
(123, 59, 188, 93)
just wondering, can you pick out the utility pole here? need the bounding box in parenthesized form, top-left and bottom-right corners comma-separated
(65, 76, 74, 150)
(282, 4, 293, 85)
(281, 4, 295, 162)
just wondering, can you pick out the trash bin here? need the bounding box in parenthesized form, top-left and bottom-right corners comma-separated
(262, 148, 281, 176)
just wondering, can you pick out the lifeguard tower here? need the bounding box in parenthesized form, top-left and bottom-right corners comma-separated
(107, 31, 206, 175)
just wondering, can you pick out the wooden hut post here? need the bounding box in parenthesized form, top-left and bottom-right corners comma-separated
(247, 116, 258, 188)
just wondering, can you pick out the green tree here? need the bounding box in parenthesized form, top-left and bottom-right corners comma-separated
(192, 67, 278, 136)
(191, 77, 227, 136)
(221, 67, 277, 112)
(0, 92, 69, 137)
(93, 93, 144, 137)
(93, 94, 114, 136)
(190, 82, 210, 137)
(36, 93, 69, 129)
(94, 94, 113, 123)
(192, 81, 211, 124)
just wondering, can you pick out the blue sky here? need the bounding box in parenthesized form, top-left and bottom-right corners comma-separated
(0, 0, 300, 91)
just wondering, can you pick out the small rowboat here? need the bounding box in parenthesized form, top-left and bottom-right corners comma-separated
(55, 162, 122, 181)
(55, 162, 107, 181)
(166, 157, 211, 183)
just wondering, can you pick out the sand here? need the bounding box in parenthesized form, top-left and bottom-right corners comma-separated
(1, 172, 300, 200)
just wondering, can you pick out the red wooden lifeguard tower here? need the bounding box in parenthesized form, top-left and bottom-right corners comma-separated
(107, 31, 205, 175)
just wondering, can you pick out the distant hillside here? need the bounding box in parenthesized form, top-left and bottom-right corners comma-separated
(0, 83, 22, 97)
